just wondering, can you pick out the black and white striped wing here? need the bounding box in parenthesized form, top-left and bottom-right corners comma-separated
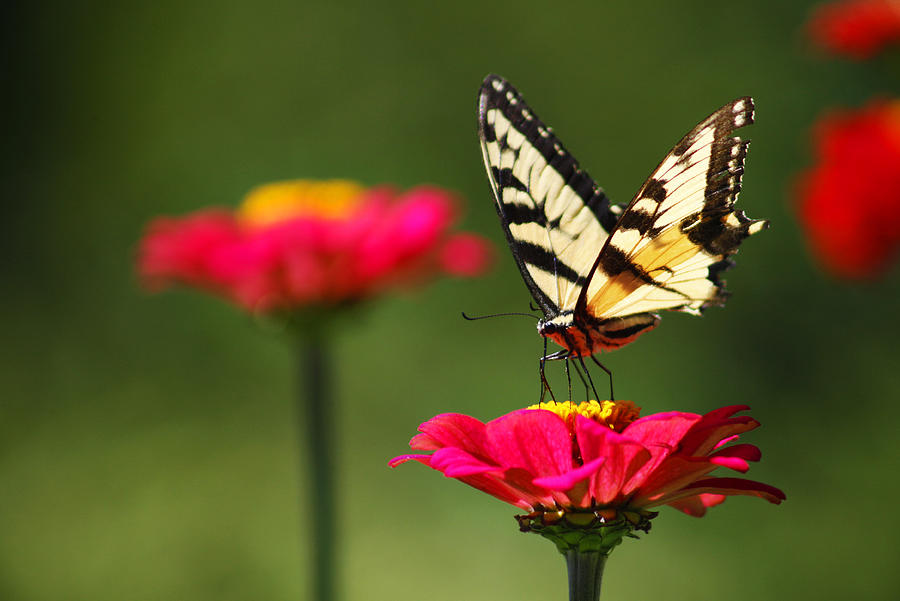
(579, 97, 768, 321)
(478, 74, 620, 317)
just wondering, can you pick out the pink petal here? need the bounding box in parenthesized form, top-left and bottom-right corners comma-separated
(709, 444, 762, 473)
(652, 477, 786, 506)
(632, 442, 762, 501)
(357, 186, 455, 281)
(454, 471, 541, 510)
(429, 447, 500, 478)
(714, 434, 740, 449)
(497, 466, 561, 508)
(702, 405, 751, 421)
(709, 456, 751, 472)
(411, 413, 489, 456)
(533, 456, 605, 492)
(439, 233, 494, 277)
(711, 443, 761, 462)
(575, 416, 651, 504)
(666, 493, 727, 517)
(680, 407, 760, 456)
(621, 412, 702, 490)
(408, 433, 439, 450)
(486, 409, 574, 478)
(388, 454, 432, 468)
(630, 456, 719, 505)
(138, 210, 241, 289)
(207, 233, 288, 309)
(389, 448, 539, 510)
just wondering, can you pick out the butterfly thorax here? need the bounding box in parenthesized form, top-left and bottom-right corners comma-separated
(537, 312, 599, 358)
(538, 311, 661, 358)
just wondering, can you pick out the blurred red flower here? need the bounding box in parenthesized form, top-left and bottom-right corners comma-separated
(390, 400, 784, 518)
(138, 180, 492, 311)
(796, 100, 900, 279)
(808, 0, 900, 59)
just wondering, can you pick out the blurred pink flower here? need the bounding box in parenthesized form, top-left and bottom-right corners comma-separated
(138, 180, 492, 311)
(390, 400, 784, 518)
(795, 100, 900, 279)
(438, 233, 494, 277)
(808, 0, 900, 59)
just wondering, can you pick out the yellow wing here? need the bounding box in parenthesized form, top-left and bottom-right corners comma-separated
(579, 97, 767, 321)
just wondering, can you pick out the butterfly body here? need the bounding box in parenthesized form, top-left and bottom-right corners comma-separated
(538, 312, 661, 358)
(478, 74, 767, 364)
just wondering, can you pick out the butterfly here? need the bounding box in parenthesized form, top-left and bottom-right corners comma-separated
(477, 74, 767, 397)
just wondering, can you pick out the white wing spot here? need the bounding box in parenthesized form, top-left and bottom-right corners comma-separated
(632, 198, 658, 214)
(492, 80, 503, 92)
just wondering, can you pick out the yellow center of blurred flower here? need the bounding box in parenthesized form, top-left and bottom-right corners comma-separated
(528, 400, 641, 432)
(237, 179, 365, 227)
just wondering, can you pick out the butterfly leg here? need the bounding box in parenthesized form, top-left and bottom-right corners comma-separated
(541, 347, 573, 402)
(538, 337, 556, 403)
(564, 356, 574, 403)
(570, 359, 592, 403)
(575, 355, 601, 402)
(589, 355, 615, 400)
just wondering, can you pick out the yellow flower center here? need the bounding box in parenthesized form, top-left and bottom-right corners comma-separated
(237, 179, 365, 227)
(528, 400, 641, 432)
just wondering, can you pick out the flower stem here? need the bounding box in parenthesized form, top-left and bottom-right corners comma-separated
(564, 549, 608, 601)
(297, 333, 337, 601)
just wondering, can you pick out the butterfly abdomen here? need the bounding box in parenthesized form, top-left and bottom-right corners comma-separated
(538, 312, 660, 357)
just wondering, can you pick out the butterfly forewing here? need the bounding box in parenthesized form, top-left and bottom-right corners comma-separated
(579, 97, 768, 321)
(478, 75, 620, 316)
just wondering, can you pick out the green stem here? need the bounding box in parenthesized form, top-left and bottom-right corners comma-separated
(297, 334, 337, 601)
(565, 549, 607, 601)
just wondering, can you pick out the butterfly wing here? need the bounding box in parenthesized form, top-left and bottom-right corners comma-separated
(578, 97, 767, 322)
(478, 74, 621, 318)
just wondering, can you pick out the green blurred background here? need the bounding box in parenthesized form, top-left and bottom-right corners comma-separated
(4, 0, 900, 599)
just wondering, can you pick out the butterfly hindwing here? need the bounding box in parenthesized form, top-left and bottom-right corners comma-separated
(578, 97, 768, 322)
(478, 75, 620, 316)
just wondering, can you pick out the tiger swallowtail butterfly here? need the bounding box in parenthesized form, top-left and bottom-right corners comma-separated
(477, 74, 767, 394)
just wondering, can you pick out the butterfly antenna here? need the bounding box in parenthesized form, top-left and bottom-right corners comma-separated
(589, 355, 614, 400)
(461, 311, 540, 321)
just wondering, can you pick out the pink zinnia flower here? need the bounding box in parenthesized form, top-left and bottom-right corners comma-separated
(138, 180, 492, 311)
(796, 100, 900, 279)
(391, 400, 784, 521)
(808, 0, 900, 59)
